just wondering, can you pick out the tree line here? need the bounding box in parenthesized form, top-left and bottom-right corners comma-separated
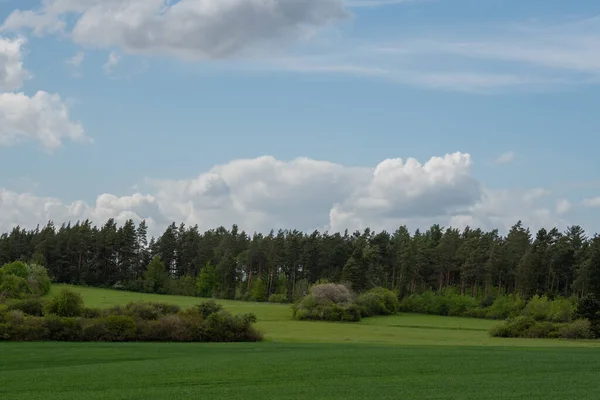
(1, 219, 599, 301)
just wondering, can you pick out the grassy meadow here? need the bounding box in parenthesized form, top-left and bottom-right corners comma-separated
(3, 284, 600, 399)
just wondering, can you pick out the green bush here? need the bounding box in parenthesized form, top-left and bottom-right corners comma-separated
(268, 293, 288, 303)
(548, 297, 575, 323)
(44, 288, 84, 317)
(83, 315, 137, 342)
(0, 274, 31, 299)
(575, 294, 600, 338)
(81, 307, 102, 318)
(195, 300, 223, 319)
(558, 319, 593, 339)
(7, 298, 46, 316)
(25, 264, 51, 296)
(44, 315, 83, 341)
(1, 261, 29, 279)
(356, 287, 399, 317)
(490, 316, 592, 340)
(485, 294, 526, 320)
(523, 295, 552, 321)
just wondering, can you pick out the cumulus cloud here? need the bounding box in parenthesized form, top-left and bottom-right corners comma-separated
(2, 0, 349, 59)
(0, 153, 575, 236)
(0, 91, 88, 149)
(0, 36, 88, 149)
(0, 36, 30, 91)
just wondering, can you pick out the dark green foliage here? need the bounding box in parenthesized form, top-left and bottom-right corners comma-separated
(399, 290, 576, 323)
(356, 287, 399, 317)
(44, 288, 85, 317)
(268, 293, 288, 303)
(249, 278, 267, 302)
(6, 298, 46, 316)
(489, 316, 593, 339)
(0, 262, 51, 300)
(0, 274, 31, 299)
(82, 315, 137, 342)
(195, 300, 223, 319)
(1, 261, 29, 278)
(575, 294, 600, 337)
(0, 295, 261, 342)
(1, 218, 599, 307)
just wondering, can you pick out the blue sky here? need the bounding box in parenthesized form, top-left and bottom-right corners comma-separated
(0, 0, 599, 236)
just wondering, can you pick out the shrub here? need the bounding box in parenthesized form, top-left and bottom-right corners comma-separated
(122, 302, 161, 320)
(523, 295, 552, 321)
(202, 311, 262, 342)
(356, 287, 399, 317)
(44, 315, 84, 341)
(81, 307, 102, 318)
(310, 283, 354, 305)
(575, 294, 600, 338)
(0, 274, 31, 300)
(268, 294, 288, 303)
(26, 264, 51, 296)
(1, 261, 29, 279)
(82, 315, 137, 342)
(7, 298, 46, 316)
(485, 294, 526, 320)
(195, 300, 223, 319)
(547, 297, 575, 323)
(489, 316, 537, 338)
(44, 288, 84, 317)
(558, 319, 593, 339)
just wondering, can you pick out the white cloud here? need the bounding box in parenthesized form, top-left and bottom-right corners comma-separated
(0, 153, 578, 236)
(583, 197, 600, 208)
(0, 36, 30, 91)
(0, 91, 88, 149)
(556, 199, 572, 215)
(0, 36, 88, 149)
(2, 0, 349, 59)
(66, 51, 84, 68)
(494, 151, 516, 165)
(103, 51, 120, 73)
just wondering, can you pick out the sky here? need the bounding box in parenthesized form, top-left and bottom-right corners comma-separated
(0, 0, 599, 238)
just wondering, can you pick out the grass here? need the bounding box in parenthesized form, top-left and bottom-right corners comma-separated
(2, 342, 600, 399)
(2, 284, 597, 399)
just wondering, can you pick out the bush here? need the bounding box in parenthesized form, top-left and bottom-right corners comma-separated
(575, 294, 600, 338)
(82, 315, 137, 342)
(195, 300, 223, 319)
(1, 261, 29, 279)
(44, 288, 84, 317)
(485, 294, 526, 320)
(26, 264, 51, 296)
(7, 298, 46, 316)
(81, 307, 102, 318)
(44, 315, 83, 341)
(310, 283, 354, 305)
(356, 287, 399, 317)
(268, 294, 288, 303)
(548, 297, 575, 323)
(523, 295, 552, 321)
(558, 319, 593, 339)
(490, 316, 592, 340)
(0, 274, 31, 299)
(0, 262, 52, 299)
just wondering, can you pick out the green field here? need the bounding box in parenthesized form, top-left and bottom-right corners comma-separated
(3, 284, 600, 399)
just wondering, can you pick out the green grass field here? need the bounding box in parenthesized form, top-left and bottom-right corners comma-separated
(3, 284, 600, 399)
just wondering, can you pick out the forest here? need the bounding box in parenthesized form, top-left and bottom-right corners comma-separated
(1, 218, 599, 303)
